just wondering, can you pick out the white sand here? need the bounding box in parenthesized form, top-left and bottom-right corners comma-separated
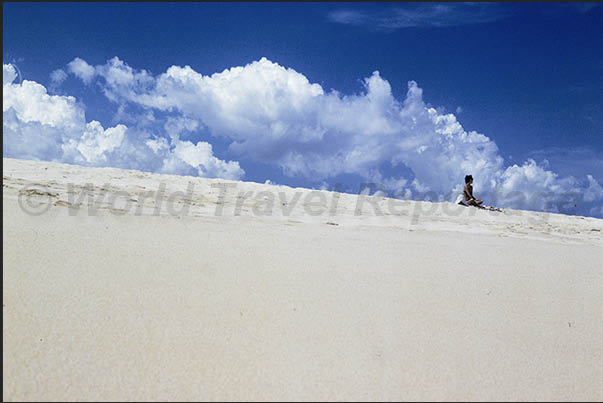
(3, 157, 603, 401)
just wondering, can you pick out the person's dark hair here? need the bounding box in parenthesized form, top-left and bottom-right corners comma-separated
(465, 175, 473, 184)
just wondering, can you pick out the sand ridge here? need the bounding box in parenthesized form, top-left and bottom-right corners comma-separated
(3, 158, 602, 246)
(3, 158, 603, 401)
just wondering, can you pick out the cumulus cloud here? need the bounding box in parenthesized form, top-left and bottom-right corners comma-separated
(4, 64, 18, 84)
(6, 58, 603, 217)
(49, 68, 68, 87)
(3, 64, 244, 180)
(585, 175, 603, 203)
(67, 57, 97, 84)
(4, 67, 85, 130)
(62, 121, 127, 163)
(66, 57, 499, 189)
(164, 116, 202, 142)
(163, 140, 245, 179)
(62, 56, 603, 217)
(2, 64, 17, 84)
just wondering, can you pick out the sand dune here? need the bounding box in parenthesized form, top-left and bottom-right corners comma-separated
(3, 157, 603, 401)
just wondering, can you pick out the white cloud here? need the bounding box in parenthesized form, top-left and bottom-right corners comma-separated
(164, 116, 201, 142)
(7, 58, 603, 217)
(70, 56, 603, 217)
(327, 4, 596, 32)
(4, 64, 18, 84)
(584, 175, 603, 203)
(3, 64, 244, 180)
(328, 4, 510, 32)
(67, 57, 97, 84)
(76, 57, 502, 191)
(3, 107, 68, 161)
(145, 136, 169, 154)
(328, 10, 368, 26)
(3, 71, 85, 131)
(62, 121, 127, 163)
(68, 56, 155, 102)
(167, 140, 244, 179)
(49, 68, 68, 87)
(95, 57, 155, 102)
(492, 159, 580, 212)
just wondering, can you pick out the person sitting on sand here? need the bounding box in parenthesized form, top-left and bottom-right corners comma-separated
(460, 175, 484, 208)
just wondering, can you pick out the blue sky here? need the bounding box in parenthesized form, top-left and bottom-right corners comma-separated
(3, 2, 603, 217)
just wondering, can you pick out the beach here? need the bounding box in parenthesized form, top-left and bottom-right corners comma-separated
(3, 157, 603, 401)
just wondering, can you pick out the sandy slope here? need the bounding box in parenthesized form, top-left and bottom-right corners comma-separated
(3, 157, 603, 401)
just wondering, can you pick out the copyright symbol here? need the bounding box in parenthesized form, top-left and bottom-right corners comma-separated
(18, 185, 56, 216)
